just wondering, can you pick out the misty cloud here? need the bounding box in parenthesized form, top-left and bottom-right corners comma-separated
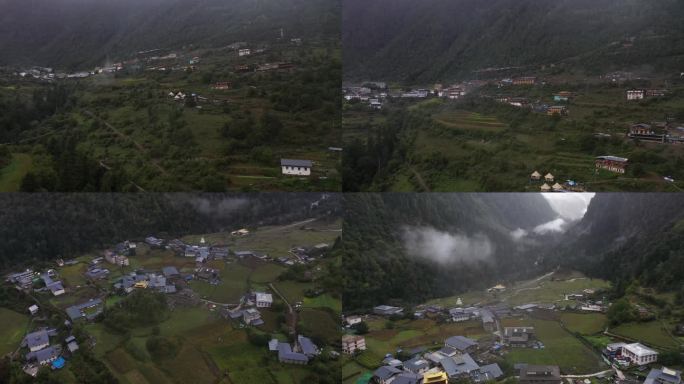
(532, 218, 567, 234)
(187, 197, 249, 217)
(510, 228, 528, 241)
(401, 226, 494, 265)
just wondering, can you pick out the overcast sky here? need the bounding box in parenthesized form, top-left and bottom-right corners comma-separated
(542, 193, 595, 221)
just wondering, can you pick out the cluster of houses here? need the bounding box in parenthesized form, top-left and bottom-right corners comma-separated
(343, 83, 388, 109)
(6, 268, 67, 296)
(20, 326, 81, 377)
(529, 171, 567, 192)
(222, 291, 273, 326)
(370, 336, 504, 384)
(269, 334, 320, 365)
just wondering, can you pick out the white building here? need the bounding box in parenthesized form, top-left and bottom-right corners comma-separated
(622, 343, 658, 366)
(342, 335, 366, 354)
(345, 315, 363, 327)
(238, 48, 251, 57)
(281, 159, 312, 176)
(255, 292, 273, 308)
(627, 89, 645, 100)
(28, 305, 39, 315)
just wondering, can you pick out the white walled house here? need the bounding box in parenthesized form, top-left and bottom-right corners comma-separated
(281, 159, 312, 176)
(342, 335, 366, 354)
(622, 343, 658, 365)
(627, 89, 645, 100)
(255, 292, 273, 308)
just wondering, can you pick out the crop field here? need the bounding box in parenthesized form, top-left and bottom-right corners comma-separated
(348, 82, 684, 192)
(611, 320, 680, 349)
(501, 318, 605, 373)
(560, 313, 607, 335)
(298, 308, 339, 344)
(433, 110, 508, 133)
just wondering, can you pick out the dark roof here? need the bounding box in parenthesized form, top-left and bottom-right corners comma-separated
(280, 159, 312, 167)
(393, 373, 423, 384)
(162, 266, 180, 277)
(445, 335, 478, 351)
(278, 342, 308, 363)
(519, 365, 561, 382)
(298, 335, 318, 356)
(373, 366, 402, 380)
(26, 345, 60, 363)
(443, 353, 479, 376)
(65, 299, 103, 321)
(479, 363, 504, 380)
(596, 155, 628, 162)
(644, 368, 682, 384)
(24, 330, 49, 349)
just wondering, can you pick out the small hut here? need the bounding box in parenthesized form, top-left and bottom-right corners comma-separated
(540, 183, 551, 192)
(544, 173, 554, 183)
(552, 183, 564, 192)
(530, 171, 541, 181)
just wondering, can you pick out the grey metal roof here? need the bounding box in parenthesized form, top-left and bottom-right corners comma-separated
(393, 373, 423, 384)
(441, 353, 480, 377)
(479, 363, 504, 379)
(24, 330, 49, 349)
(445, 335, 478, 351)
(403, 356, 429, 372)
(280, 159, 312, 167)
(297, 335, 318, 356)
(65, 299, 103, 321)
(373, 366, 402, 380)
(26, 345, 60, 363)
(596, 155, 628, 162)
(645, 368, 681, 384)
(162, 266, 180, 277)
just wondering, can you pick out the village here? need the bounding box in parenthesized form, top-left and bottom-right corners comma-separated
(1, 216, 342, 383)
(343, 68, 684, 192)
(341, 270, 683, 384)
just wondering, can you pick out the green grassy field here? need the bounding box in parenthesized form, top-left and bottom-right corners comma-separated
(611, 320, 681, 349)
(501, 318, 605, 374)
(0, 308, 29, 356)
(560, 313, 607, 335)
(298, 308, 339, 344)
(0, 153, 32, 191)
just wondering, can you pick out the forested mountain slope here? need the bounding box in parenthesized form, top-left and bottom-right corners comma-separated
(558, 193, 684, 293)
(343, 0, 684, 82)
(0, 0, 340, 69)
(342, 193, 558, 311)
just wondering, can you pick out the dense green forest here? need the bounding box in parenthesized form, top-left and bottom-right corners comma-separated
(341, 193, 558, 311)
(0, 193, 340, 269)
(0, 0, 339, 70)
(343, 0, 684, 82)
(558, 193, 684, 294)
